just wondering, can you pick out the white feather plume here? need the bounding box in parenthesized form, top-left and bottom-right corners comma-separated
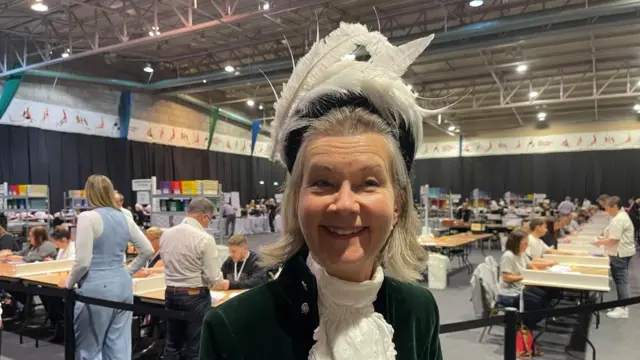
(270, 22, 439, 165)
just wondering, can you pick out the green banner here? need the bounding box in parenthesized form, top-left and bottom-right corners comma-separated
(0, 63, 24, 118)
(206, 108, 220, 150)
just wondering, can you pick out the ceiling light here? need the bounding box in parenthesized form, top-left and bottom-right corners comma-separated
(407, 84, 413, 90)
(202, 80, 207, 83)
(258, 104, 264, 110)
(447, 125, 456, 131)
(633, 104, 640, 111)
(637, 79, 640, 86)
(343, 54, 356, 61)
(247, 99, 255, 107)
(259, 180, 265, 185)
(262, 2, 270, 10)
(234, 71, 240, 75)
(529, 91, 539, 98)
(537, 111, 547, 121)
(516, 64, 528, 73)
(61, 50, 70, 58)
(143, 63, 154, 73)
(273, 181, 279, 186)
(31, 0, 48, 12)
(454, 128, 461, 133)
(224, 65, 235, 72)
(469, 0, 484, 7)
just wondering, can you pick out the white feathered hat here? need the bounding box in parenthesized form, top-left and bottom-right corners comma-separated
(269, 22, 438, 173)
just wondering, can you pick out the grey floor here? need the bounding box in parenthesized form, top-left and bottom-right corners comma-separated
(2, 232, 639, 359)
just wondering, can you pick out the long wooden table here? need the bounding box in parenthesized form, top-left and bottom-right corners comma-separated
(136, 288, 245, 307)
(419, 232, 493, 276)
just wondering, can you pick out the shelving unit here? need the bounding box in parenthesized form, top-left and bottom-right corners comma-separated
(0, 182, 50, 213)
(145, 177, 224, 240)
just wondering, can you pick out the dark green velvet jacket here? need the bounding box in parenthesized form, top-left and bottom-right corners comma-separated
(201, 248, 442, 360)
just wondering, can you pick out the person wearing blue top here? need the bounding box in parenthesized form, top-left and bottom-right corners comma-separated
(61, 175, 154, 360)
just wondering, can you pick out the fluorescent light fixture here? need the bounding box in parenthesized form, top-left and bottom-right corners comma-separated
(273, 181, 279, 186)
(224, 65, 235, 72)
(469, 0, 484, 7)
(247, 99, 255, 107)
(537, 111, 547, 121)
(454, 128, 461, 133)
(343, 54, 356, 61)
(61, 50, 70, 58)
(143, 63, 154, 73)
(258, 104, 264, 110)
(633, 104, 640, 111)
(259, 180, 265, 185)
(234, 71, 240, 75)
(31, 0, 48, 12)
(529, 91, 539, 98)
(516, 64, 528, 73)
(202, 80, 207, 83)
(262, 2, 270, 10)
(447, 125, 456, 131)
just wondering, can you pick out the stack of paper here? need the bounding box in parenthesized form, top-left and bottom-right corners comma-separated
(549, 265, 572, 273)
(210, 291, 226, 304)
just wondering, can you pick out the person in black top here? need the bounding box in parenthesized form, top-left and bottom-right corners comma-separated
(216, 234, 268, 290)
(456, 200, 473, 222)
(266, 198, 277, 232)
(0, 225, 19, 251)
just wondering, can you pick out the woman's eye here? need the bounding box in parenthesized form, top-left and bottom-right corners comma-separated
(362, 179, 380, 188)
(311, 180, 332, 188)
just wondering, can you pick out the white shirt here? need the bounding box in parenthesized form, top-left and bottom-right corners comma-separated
(606, 210, 636, 257)
(121, 207, 134, 219)
(66, 209, 154, 288)
(160, 217, 222, 288)
(56, 241, 76, 260)
(525, 234, 550, 259)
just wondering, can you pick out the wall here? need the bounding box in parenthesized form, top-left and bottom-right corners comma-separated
(12, 80, 267, 141)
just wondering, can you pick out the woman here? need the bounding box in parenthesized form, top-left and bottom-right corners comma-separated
(60, 175, 153, 360)
(497, 229, 551, 330)
(41, 227, 76, 342)
(0, 226, 57, 262)
(201, 23, 441, 360)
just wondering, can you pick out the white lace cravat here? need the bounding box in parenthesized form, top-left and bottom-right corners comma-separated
(307, 255, 396, 360)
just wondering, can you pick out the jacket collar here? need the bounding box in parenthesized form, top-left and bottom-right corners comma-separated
(275, 247, 391, 336)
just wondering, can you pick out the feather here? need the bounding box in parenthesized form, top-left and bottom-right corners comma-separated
(282, 34, 295, 70)
(270, 22, 438, 163)
(258, 69, 279, 101)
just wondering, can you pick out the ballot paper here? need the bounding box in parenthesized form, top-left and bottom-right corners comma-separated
(228, 292, 240, 299)
(549, 265, 572, 273)
(589, 248, 605, 257)
(210, 291, 226, 304)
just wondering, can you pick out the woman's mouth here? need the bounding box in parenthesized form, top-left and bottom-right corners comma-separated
(322, 226, 366, 237)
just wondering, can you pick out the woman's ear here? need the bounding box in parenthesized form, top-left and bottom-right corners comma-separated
(393, 196, 403, 225)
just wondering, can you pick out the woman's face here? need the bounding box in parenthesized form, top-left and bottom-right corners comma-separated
(29, 231, 37, 246)
(298, 133, 398, 282)
(54, 238, 68, 249)
(518, 236, 529, 254)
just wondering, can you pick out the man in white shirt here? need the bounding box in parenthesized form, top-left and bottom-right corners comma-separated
(526, 217, 571, 265)
(160, 197, 222, 360)
(114, 191, 134, 219)
(557, 196, 575, 215)
(594, 196, 636, 319)
(222, 200, 236, 237)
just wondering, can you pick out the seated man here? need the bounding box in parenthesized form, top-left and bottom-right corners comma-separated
(526, 217, 573, 267)
(217, 234, 269, 290)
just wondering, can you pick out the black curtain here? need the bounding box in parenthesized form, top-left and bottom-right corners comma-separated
(413, 149, 640, 202)
(0, 125, 286, 211)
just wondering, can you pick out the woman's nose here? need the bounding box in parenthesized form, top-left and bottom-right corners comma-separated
(332, 182, 359, 213)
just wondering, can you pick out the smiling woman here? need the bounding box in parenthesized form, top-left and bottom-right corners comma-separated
(200, 22, 442, 360)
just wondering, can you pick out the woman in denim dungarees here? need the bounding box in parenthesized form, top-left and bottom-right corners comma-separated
(62, 175, 154, 360)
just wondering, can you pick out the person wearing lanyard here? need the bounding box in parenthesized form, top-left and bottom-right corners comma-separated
(217, 234, 269, 290)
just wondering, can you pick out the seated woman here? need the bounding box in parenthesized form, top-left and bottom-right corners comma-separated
(216, 234, 268, 290)
(0, 225, 57, 262)
(498, 229, 552, 331)
(0, 226, 57, 319)
(41, 227, 76, 342)
(132, 227, 164, 278)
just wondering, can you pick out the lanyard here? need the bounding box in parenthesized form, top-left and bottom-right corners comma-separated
(233, 256, 248, 281)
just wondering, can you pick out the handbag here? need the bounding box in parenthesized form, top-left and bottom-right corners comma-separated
(516, 324, 542, 358)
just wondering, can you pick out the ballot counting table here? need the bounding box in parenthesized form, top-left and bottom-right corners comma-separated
(419, 232, 493, 275)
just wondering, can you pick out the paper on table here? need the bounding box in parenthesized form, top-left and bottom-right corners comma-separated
(549, 265, 572, 273)
(589, 248, 605, 257)
(228, 292, 240, 299)
(210, 291, 226, 303)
